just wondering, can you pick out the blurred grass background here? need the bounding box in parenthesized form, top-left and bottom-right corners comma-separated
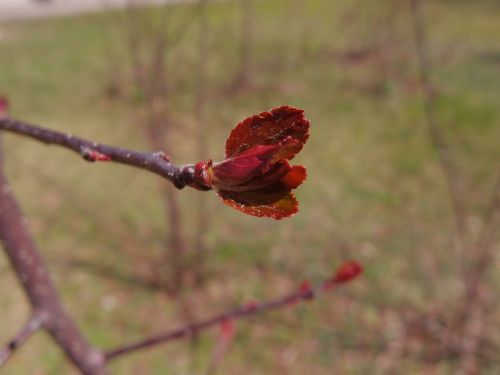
(0, 0, 499, 373)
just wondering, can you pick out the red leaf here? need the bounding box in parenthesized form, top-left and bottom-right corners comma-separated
(332, 261, 363, 284)
(210, 144, 283, 188)
(236, 162, 291, 191)
(225, 106, 310, 159)
(280, 165, 307, 190)
(219, 182, 290, 205)
(218, 190, 298, 219)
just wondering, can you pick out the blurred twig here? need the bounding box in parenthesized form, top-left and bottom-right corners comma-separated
(205, 318, 235, 375)
(410, 0, 467, 245)
(0, 312, 46, 368)
(122, 1, 195, 293)
(455, 167, 500, 374)
(105, 263, 362, 360)
(410, 1, 500, 371)
(63, 258, 163, 292)
(229, 0, 254, 91)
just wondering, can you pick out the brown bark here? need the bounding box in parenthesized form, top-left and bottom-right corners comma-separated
(0, 135, 107, 375)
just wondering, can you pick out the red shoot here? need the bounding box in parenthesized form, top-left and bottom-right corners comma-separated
(0, 97, 9, 117)
(299, 279, 314, 300)
(220, 319, 236, 345)
(192, 106, 310, 219)
(81, 148, 111, 162)
(323, 261, 363, 291)
(333, 261, 363, 284)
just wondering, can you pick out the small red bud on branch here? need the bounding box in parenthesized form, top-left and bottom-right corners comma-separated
(81, 148, 112, 162)
(0, 97, 9, 118)
(105, 261, 363, 360)
(323, 261, 363, 291)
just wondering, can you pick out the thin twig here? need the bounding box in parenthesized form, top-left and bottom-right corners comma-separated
(0, 311, 47, 368)
(456, 179, 500, 370)
(105, 267, 361, 361)
(0, 117, 198, 189)
(410, 2, 500, 370)
(205, 318, 235, 375)
(474, 166, 500, 256)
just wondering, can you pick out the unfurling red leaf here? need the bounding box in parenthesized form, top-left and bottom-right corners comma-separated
(281, 165, 307, 190)
(225, 105, 310, 159)
(209, 143, 287, 189)
(218, 190, 298, 220)
(192, 106, 310, 219)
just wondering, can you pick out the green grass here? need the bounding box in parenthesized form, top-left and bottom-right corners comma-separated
(1, 0, 499, 373)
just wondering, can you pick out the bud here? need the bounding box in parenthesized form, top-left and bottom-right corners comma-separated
(298, 279, 314, 300)
(191, 106, 310, 219)
(220, 319, 236, 344)
(333, 261, 363, 284)
(0, 97, 9, 118)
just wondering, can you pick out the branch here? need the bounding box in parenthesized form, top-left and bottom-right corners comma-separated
(474, 166, 500, 258)
(0, 117, 198, 189)
(458, 165, 500, 317)
(0, 311, 46, 368)
(410, 4, 499, 369)
(105, 262, 363, 361)
(0, 137, 107, 374)
(205, 318, 235, 375)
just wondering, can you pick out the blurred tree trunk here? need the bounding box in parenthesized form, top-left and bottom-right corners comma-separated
(125, 5, 187, 294)
(193, 0, 210, 285)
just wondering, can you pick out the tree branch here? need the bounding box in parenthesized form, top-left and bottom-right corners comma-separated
(0, 311, 46, 368)
(0, 117, 198, 189)
(1, 113, 364, 372)
(0, 136, 107, 374)
(105, 263, 362, 361)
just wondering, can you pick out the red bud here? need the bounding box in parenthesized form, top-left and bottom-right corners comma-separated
(220, 319, 236, 344)
(82, 148, 111, 162)
(299, 279, 314, 300)
(192, 106, 310, 219)
(0, 97, 9, 117)
(333, 261, 363, 284)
